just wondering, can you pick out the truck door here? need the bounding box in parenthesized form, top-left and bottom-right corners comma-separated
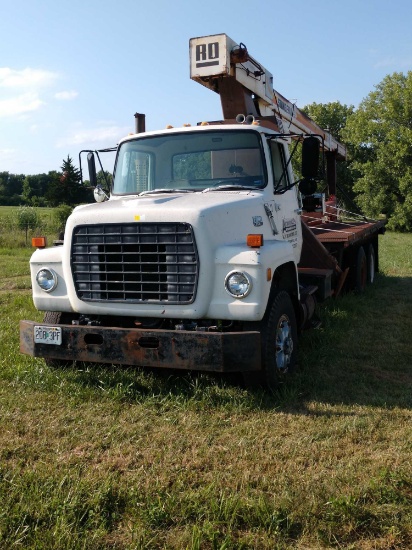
(267, 139, 302, 262)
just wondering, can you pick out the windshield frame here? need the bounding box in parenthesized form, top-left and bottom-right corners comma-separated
(111, 128, 268, 196)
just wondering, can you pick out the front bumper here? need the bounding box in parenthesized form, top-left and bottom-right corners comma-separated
(20, 321, 261, 372)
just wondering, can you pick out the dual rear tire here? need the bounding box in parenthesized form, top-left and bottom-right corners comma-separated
(355, 243, 376, 292)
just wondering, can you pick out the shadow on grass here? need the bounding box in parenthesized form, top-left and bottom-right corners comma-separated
(294, 273, 412, 410)
(43, 273, 412, 414)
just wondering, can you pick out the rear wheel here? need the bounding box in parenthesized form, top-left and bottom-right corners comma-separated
(355, 246, 367, 293)
(366, 243, 376, 284)
(43, 311, 75, 368)
(262, 290, 298, 388)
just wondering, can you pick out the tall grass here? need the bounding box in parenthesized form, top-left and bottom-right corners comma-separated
(0, 232, 411, 549)
(0, 206, 61, 248)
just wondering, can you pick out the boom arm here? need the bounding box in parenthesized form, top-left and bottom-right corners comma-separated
(190, 34, 346, 160)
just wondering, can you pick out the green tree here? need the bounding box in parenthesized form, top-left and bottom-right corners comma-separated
(344, 72, 412, 231)
(53, 204, 73, 236)
(16, 206, 40, 244)
(0, 171, 24, 205)
(22, 173, 55, 206)
(46, 156, 89, 206)
(97, 170, 112, 189)
(300, 102, 355, 203)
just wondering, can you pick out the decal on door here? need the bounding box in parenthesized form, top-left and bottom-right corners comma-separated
(283, 218, 298, 248)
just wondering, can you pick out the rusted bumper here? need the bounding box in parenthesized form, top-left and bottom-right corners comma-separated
(20, 320, 261, 372)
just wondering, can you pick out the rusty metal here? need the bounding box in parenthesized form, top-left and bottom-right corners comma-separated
(218, 78, 258, 120)
(20, 321, 261, 372)
(299, 221, 341, 273)
(308, 220, 386, 244)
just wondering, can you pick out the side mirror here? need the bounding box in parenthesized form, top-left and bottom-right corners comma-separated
(301, 136, 320, 179)
(93, 186, 108, 203)
(87, 152, 97, 188)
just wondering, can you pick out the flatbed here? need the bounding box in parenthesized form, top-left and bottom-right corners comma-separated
(304, 218, 386, 245)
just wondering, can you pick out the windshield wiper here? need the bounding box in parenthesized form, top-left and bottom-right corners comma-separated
(139, 189, 195, 196)
(202, 184, 261, 192)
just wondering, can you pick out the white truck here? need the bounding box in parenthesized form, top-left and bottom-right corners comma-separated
(20, 34, 385, 385)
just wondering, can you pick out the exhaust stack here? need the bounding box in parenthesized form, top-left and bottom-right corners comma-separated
(134, 113, 146, 133)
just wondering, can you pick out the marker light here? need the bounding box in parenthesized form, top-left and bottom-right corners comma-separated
(247, 234, 263, 248)
(225, 271, 252, 299)
(32, 237, 47, 248)
(36, 268, 58, 292)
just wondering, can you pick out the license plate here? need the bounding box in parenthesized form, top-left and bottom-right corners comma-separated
(34, 326, 62, 345)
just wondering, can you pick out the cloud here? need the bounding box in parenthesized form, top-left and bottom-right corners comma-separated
(0, 67, 60, 118)
(55, 90, 78, 101)
(0, 67, 58, 89)
(57, 125, 130, 148)
(0, 92, 44, 117)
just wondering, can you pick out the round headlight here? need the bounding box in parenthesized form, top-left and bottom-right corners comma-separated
(224, 271, 252, 298)
(36, 268, 58, 292)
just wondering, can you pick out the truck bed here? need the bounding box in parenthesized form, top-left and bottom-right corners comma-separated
(298, 216, 386, 299)
(305, 218, 386, 245)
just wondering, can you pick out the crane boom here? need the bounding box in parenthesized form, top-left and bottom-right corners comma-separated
(190, 33, 346, 160)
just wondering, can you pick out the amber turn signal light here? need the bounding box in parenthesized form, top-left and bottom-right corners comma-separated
(246, 234, 263, 248)
(32, 237, 47, 248)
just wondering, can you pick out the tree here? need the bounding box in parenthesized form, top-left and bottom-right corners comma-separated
(16, 206, 39, 244)
(343, 72, 412, 231)
(97, 170, 112, 189)
(53, 204, 73, 236)
(46, 156, 90, 206)
(0, 171, 24, 205)
(22, 173, 50, 206)
(301, 102, 355, 203)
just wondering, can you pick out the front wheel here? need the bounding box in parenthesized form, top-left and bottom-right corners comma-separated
(262, 290, 298, 388)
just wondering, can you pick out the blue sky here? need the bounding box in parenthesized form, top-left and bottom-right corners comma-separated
(1, 0, 411, 175)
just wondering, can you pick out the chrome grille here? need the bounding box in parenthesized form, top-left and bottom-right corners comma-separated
(71, 223, 198, 304)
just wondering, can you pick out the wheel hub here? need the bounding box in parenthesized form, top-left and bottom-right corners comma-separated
(275, 315, 293, 371)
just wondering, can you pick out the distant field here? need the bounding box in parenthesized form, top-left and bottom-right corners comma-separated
(0, 232, 411, 549)
(0, 205, 60, 247)
(0, 204, 56, 219)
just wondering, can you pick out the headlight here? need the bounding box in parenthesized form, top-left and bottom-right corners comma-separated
(224, 271, 252, 298)
(36, 268, 58, 292)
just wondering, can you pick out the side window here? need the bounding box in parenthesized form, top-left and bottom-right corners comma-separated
(270, 141, 290, 192)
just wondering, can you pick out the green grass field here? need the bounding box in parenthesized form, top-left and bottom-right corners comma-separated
(0, 232, 411, 549)
(0, 205, 65, 248)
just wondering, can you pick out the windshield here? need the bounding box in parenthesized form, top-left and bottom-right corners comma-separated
(112, 130, 266, 195)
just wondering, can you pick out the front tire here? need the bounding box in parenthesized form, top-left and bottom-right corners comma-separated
(262, 290, 298, 388)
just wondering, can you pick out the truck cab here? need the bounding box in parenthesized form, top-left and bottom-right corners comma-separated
(30, 122, 304, 325)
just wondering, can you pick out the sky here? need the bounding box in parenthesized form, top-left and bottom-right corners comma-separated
(1, 0, 412, 176)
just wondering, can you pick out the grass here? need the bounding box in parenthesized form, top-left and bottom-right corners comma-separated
(0, 205, 61, 248)
(0, 232, 411, 548)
